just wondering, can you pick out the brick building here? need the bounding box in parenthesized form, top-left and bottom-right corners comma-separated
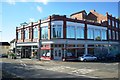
(16, 10, 120, 60)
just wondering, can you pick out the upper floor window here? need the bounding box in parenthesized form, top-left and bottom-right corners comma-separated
(116, 31, 118, 40)
(94, 29, 101, 40)
(67, 26, 75, 38)
(41, 26, 48, 39)
(87, 28, 94, 39)
(51, 25, 63, 38)
(108, 19, 111, 25)
(33, 26, 38, 39)
(112, 20, 114, 27)
(76, 27, 84, 39)
(108, 30, 111, 39)
(101, 30, 107, 40)
(25, 29, 29, 39)
(116, 22, 118, 28)
(112, 30, 115, 40)
(18, 31, 21, 39)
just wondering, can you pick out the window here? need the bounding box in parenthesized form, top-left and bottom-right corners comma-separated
(67, 26, 75, 38)
(108, 19, 111, 25)
(116, 31, 118, 40)
(108, 30, 111, 39)
(112, 20, 114, 27)
(33, 27, 38, 39)
(25, 29, 29, 39)
(101, 30, 107, 40)
(41, 26, 48, 39)
(79, 28, 84, 39)
(112, 31, 115, 40)
(116, 22, 118, 28)
(87, 28, 94, 39)
(18, 31, 21, 39)
(51, 25, 63, 38)
(94, 29, 101, 40)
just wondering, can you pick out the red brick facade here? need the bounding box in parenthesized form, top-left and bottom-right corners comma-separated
(16, 10, 120, 43)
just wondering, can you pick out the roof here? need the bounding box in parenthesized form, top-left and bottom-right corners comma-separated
(88, 11, 105, 19)
(0, 42, 10, 46)
(10, 39, 16, 43)
(70, 10, 87, 16)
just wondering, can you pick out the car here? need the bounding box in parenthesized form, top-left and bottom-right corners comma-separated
(0, 54, 8, 58)
(78, 54, 97, 61)
(63, 52, 77, 61)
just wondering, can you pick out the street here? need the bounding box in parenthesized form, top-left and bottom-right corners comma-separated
(0, 58, 119, 80)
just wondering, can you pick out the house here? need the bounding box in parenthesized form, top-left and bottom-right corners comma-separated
(15, 10, 120, 60)
(0, 42, 10, 54)
(10, 39, 16, 53)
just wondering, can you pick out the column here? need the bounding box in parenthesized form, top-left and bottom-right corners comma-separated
(63, 17, 66, 39)
(85, 44, 88, 55)
(48, 16, 51, 40)
(84, 22, 87, 40)
(30, 22, 33, 41)
(38, 20, 41, 41)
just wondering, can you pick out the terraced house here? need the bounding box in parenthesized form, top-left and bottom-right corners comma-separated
(16, 10, 120, 60)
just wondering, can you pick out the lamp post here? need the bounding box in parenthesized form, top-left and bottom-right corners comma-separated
(37, 39, 41, 61)
(64, 39, 68, 61)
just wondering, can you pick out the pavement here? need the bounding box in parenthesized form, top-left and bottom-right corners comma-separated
(0, 58, 119, 80)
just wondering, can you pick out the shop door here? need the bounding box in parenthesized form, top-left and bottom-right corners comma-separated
(54, 48, 62, 60)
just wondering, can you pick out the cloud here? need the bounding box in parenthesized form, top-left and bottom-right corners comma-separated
(7, 0, 16, 5)
(35, 0, 48, 5)
(37, 6, 42, 13)
(20, 0, 27, 2)
(6, 0, 27, 5)
(29, 18, 35, 22)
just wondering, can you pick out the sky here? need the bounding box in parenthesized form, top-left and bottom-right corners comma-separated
(0, 0, 119, 42)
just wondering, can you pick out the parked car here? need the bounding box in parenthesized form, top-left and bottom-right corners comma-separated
(63, 52, 77, 61)
(78, 54, 97, 61)
(0, 54, 8, 58)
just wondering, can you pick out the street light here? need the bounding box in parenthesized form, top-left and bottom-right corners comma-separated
(64, 39, 68, 61)
(37, 39, 41, 61)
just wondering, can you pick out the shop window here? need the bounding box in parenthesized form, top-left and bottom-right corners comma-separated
(77, 44, 84, 47)
(88, 45, 94, 47)
(46, 52, 50, 57)
(59, 50, 61, 57)
(77, 48, 85, 57)
(88, 48, 94, 55)
(55, 50, 57, 56)
(55, 44, 57, 47)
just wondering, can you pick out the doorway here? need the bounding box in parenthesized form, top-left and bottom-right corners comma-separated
(53, 48, 62, 60)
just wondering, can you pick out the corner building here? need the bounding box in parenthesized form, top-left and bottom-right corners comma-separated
(16, 10, 120, 60)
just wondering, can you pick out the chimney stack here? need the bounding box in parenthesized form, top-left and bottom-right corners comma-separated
(90, 10, 96, 12)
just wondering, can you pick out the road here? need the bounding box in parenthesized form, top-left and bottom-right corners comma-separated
(0, 58, 119, 80)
